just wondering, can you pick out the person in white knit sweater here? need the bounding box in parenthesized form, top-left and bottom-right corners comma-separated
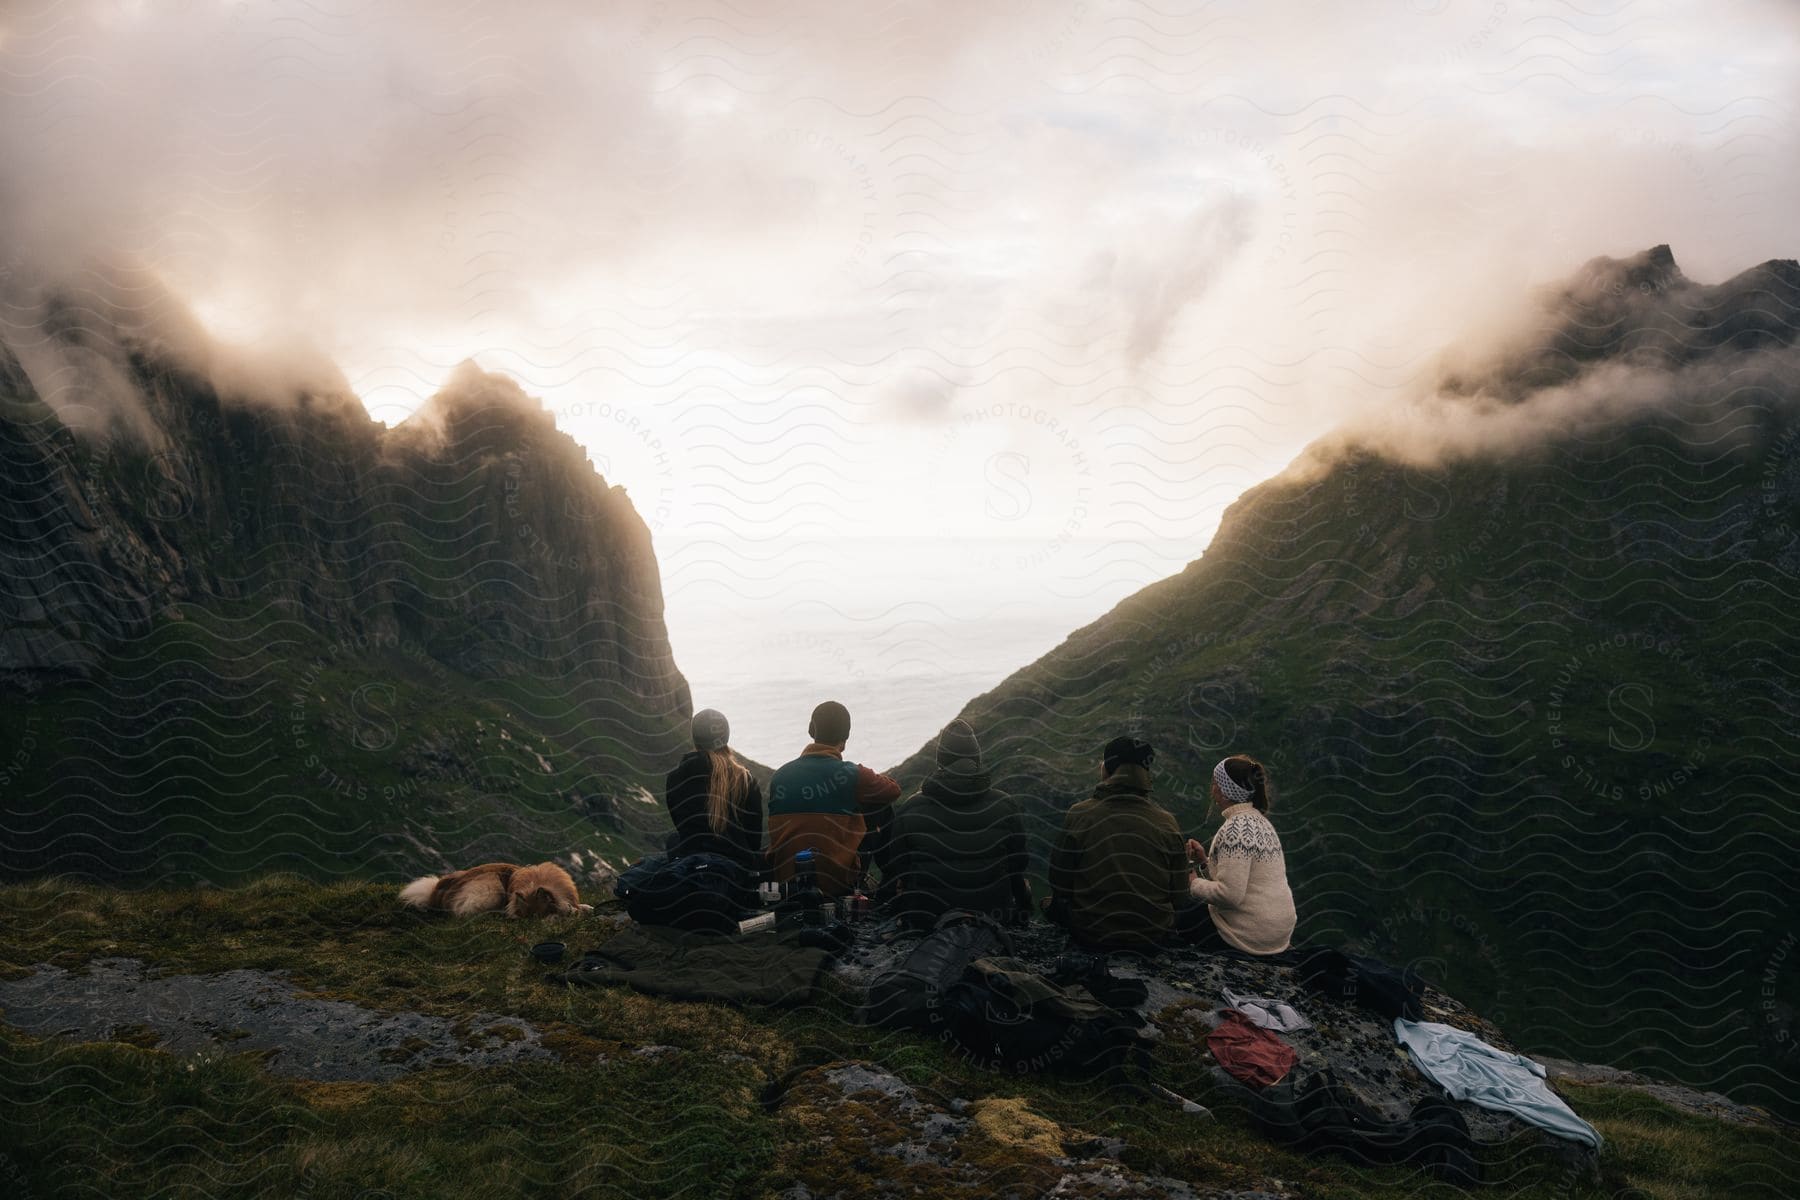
(1181, 754, 1297, 955)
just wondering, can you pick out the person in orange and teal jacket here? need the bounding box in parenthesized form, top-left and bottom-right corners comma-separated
(766, 700, 900, 898)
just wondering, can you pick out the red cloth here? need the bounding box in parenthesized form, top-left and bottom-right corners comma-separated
(1207, 1008, 1298, 1088)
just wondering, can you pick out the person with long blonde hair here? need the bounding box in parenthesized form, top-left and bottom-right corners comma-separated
(663, 709, 765, 884)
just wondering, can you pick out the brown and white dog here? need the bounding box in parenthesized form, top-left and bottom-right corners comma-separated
(399, 861, 585, 917)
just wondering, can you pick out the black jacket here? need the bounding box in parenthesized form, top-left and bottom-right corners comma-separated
(884, 761, 1031, 927)
(664, 751, 766, 876)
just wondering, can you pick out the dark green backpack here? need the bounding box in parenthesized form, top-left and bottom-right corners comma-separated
(858, 910, 1012, 1030)
(941, 955, 1149, 1078)
(1248, 1068, 1480, 1185)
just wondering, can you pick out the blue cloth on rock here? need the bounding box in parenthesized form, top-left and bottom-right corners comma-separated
(1393, 1019, 1601, 1150)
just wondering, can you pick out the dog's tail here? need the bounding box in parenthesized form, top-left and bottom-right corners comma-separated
(398, 875, 441, 909)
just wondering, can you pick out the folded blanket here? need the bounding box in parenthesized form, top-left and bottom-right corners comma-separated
(1394, 1018, 1602, 1149)
(549, 923, 831, 1006)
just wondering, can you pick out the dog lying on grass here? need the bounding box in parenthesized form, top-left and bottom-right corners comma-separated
(399, 862, 587, 917)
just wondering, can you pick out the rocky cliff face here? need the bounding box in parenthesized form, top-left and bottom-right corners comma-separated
(0, 296, 690, 881)
(893, 247, 1800, 1119)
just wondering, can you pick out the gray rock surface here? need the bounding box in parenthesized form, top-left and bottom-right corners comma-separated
(1538, 1056, 1784, 1128)
(0, 957, 555, 1081)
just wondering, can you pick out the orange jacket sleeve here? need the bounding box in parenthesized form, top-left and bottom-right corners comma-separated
(855, 765, 901, 810)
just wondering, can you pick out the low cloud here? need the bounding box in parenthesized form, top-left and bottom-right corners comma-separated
(1320, 348, 1800, 474)
(1300, 249, 1800, 473)
(1108, 192, 1256, 367)
(1, 264, 349, 439)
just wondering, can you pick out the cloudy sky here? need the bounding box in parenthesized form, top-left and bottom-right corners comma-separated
(4, 0, 1798, 762)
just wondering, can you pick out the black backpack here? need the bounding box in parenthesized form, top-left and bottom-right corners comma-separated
(1402, 1095, 1481, 1186)
(858, 910, 1013, 1030)
(1296, 946, 1426, 1022)
(614, 853, 750, 935)
(940, 955, 1150, 1079)
(1247, 1068, 1479, 1185)
(1052, 950, 1150, 1009)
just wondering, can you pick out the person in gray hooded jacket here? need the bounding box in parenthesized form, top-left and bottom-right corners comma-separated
(881, 719, 1032, 928)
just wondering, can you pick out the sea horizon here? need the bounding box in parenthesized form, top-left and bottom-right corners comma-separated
(659, 533, 1204, 771)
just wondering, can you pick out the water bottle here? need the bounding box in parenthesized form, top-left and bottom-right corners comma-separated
(795, 848, 824, 926)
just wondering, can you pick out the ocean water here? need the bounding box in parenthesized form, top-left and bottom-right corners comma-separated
(659, 535, 1199, 771)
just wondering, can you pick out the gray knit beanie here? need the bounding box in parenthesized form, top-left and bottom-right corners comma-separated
(936, 718, 981, 768)
(692, 708, 730, 752)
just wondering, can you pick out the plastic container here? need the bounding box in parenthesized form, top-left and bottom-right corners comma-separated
(737, 912, 777, 935)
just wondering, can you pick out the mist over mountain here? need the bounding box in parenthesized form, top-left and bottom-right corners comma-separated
(1303, 245, 1800, 471)
(894, 246, 1800, 1116)
(0, 284, 693, 883)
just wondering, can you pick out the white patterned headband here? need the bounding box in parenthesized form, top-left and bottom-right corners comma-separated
(1213, 759, 1254, 806)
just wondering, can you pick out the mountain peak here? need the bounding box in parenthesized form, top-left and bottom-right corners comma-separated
(394, 360, 557, 454)
(1731, 256, 1800, 296)
(1433, 243, 1798, 404)
(1569, 243, 1687, 299)
(429, 359, 546, 415)
(1633, 242, 1678, 276)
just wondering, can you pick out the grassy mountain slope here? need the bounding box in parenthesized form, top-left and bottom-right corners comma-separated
(891, 247, 1800, 1116)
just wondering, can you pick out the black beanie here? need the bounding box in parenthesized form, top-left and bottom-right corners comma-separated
(692, 708, 730, 752)
(936, 719, 981, 767)
(1102, 736, 1155, 774)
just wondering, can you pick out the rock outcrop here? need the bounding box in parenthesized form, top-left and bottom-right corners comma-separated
(0, 288, 691, 880)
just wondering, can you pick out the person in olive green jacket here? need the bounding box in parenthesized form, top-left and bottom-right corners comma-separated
(883, 719, 1032, 929)
(1044, 736, 1190, 952)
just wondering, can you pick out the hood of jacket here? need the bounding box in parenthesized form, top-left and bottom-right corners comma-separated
(920, 758, 991, 804)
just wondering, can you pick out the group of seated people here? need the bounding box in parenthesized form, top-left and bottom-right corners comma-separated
(663, 700, 1297, 957)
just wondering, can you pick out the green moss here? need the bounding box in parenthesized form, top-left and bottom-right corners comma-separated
(106, 1022, 164, 1050)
